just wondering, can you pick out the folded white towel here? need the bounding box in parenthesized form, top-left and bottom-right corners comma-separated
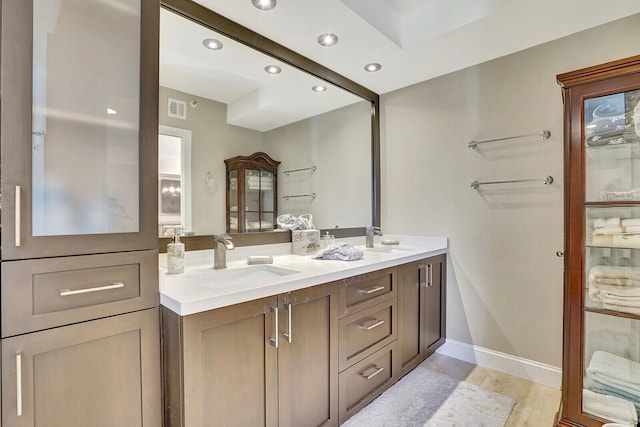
(591, 235, 613, 246)
(625, 225, 640, 234)
(593, 226, 623, 235)
(582, 389, 638, 425)
(589, 266, 640, 288)
(594, 218, 607, 229)
(623, 218, 640, 227)
(613, 234, 640, 248)
(607, 217, 622, 227)
(314, 243, 363, 261)
(589, 284, 640, 303)
(586, 351, 640, 402)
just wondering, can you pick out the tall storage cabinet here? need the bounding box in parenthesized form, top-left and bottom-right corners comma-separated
(0, 0, 162, 425)
(558, 55, 640, 426)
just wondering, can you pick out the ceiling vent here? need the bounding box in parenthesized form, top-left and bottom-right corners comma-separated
(168, 98, 187, 120)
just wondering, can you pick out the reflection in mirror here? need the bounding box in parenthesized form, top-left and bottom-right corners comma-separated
(158, 7, 372, 237)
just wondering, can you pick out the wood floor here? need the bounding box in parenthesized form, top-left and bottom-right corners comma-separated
(419, 353, 562, 427)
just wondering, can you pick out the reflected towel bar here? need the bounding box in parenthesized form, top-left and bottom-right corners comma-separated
(471, 176, 554, 190)
(283, 192, 317, 200)
(283, 165, 317, 175)
(468, 130, 551, 149)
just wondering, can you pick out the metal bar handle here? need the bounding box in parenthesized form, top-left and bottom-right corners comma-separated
(361, 365, 385, 380)
(269, 306, 278, 348)
(283, 193, 316, 200)
(283, 165, 317, 175)
(358, 319, 385, 331)
(428, 264, 433, 288)
(283, 303, 292, 344)
(358, 285, 385, 295)
(15, 186, 21, 247)
(471, 175, 554, 190)
(16, 353, 22, 416)
(59, 282, 125, 297)
(418, 264, 428, 287)
(468, 130, 550, 149)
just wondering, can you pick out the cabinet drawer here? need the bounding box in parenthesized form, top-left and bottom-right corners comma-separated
(339, 299, 397, 371)
(1, 250, 158, 337)
(339, 267, 396, 317)
(338, 341, 399, 424)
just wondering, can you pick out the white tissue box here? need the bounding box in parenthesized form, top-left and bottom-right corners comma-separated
(292, 229, 320, 255)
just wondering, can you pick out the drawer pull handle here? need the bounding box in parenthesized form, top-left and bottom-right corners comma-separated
(15, 186, 21, 247)
(269, 306, 278, 348)
(361, 365, 384, 380)
(359, 285, 385, 295)
(283, 303, 293, 344)
(59, 282, 125, 297)
(358, 319, 385, 331)
(16, 352, 22, 416)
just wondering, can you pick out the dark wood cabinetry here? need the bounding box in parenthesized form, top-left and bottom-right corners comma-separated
(557, 55, 640, 427)
(224, 152, 281, 233)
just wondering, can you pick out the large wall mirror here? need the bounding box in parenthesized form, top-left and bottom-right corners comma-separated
(159, 0, 380, 248)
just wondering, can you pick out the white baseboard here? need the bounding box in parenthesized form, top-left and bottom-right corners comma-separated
(435, 339, 562, 389)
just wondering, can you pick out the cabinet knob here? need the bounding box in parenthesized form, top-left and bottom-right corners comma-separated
(556, 251, 564, 258)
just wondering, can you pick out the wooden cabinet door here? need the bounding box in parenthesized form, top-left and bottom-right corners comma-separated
(0, 0, 159, 260)
(278, 283, 338, 427)
(425, 254, 446, 355)
(1, 308, 161, 427)
(163, 297, 279, 427)
(397, 259, 425, 376)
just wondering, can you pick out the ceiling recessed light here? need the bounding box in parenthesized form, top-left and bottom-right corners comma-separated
(252, 0, 276, 10)
(317, 33, 339, 47)
(264, 65, 282, 74)
(364, 63, 382, 72)
(312, 85, 327, 92)
(106, 108, 118, 115)
(202, 38, 223, 50)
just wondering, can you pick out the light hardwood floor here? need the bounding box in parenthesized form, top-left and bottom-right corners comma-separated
(419, 353, 562, 427)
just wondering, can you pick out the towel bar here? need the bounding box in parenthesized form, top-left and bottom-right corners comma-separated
(283, 193, 317, 200)
(470, 176, 554, 190)
(283, 165, 317, 175)
(468, 130, 551, 149)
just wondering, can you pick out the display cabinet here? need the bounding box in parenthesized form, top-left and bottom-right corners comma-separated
(558, 55, 640, 426)
(224, 152, 280, 233)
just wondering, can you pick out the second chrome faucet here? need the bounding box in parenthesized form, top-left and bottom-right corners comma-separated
(214, 234, 235, 269)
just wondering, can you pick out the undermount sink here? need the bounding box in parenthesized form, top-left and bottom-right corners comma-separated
(365, 246, 414, 254)
(178, 264, 301, 286)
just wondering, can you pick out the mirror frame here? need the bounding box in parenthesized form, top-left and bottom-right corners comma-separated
(159, 0, 380, 249)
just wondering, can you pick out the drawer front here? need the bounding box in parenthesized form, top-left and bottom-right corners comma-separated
(339, 299, 397, 371)
(339, 267, 396, 317)
(339, 341, 399, 424)
(1, 250, 158, 337)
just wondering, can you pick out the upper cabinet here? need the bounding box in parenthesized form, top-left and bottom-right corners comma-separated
(558, 55, 640, 427)
(224, 152, 280, 233)
(0, 0, 159, 260)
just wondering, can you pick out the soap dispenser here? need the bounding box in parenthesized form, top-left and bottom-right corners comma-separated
(167, 227, 185, 274)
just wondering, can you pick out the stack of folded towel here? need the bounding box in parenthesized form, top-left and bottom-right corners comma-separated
(246, 176, 273, 191)
(588, 265, 640, 315)
(583, 389, 638, 425)
(584, 350, 640, 420)
(592, 217, 640, 247)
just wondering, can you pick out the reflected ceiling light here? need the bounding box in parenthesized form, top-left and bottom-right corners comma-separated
(202, 38, 223, 50)
(317, 33, 338, 47)
(252, 0, 276, 10)
(106, 108, 118, 115)
(264, 65, 282, 74)
(312, 85, 327, 92)
(364, 63, 382, 72)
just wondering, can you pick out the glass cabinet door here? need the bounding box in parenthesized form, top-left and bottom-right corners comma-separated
(1, 0, 159, 259)
(582, 87, 640, 424)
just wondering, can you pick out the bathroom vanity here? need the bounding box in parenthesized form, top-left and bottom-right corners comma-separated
(160, 237, 447, 426)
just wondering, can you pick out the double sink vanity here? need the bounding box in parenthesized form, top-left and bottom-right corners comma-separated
(160, 235, 447, 426)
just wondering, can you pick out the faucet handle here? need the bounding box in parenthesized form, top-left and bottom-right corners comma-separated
(366, 226, 381, 232)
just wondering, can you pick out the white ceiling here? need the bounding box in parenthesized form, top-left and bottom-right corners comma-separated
(193, 0, 640, 94)
(161, 0, 640, 132)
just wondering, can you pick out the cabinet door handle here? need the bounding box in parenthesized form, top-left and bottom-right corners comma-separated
(428, 263, 433, 287)
(358, 319, 385, 331)
(269, 306, 278, 348)
(359, 285, 385, 295)
(360, 365, 384, 380)
(283, 303, 292, 344)
(59, 282, 124, 297)
(15, 186, 21, 247)
(16, 352, 22, 416)
(419, 264, 428, 287)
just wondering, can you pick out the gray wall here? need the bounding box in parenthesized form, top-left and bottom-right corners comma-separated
(381, 13, 640, 368)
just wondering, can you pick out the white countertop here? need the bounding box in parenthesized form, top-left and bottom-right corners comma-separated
(160, 235, 448, 316)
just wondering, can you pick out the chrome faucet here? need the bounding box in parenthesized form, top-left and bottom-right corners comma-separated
(365, 226, 383, 248)
(213, 234, 235, 269)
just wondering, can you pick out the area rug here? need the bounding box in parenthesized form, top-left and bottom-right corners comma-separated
(342, 366, 516, 427)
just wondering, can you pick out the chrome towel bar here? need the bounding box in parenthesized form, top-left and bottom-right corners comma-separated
(283, 165, 317, 175)
(468, 130, 551, 149)
(283, 192, 316, 200)
(471, 175, 554, 190)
